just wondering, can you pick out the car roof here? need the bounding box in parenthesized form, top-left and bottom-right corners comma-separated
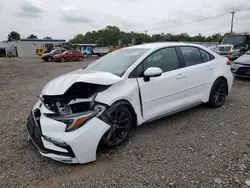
(128, 42, 207, 50)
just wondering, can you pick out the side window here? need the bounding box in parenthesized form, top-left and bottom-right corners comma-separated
(54, 50, 60, 55)
(199, 49, 211, 62)
(143, 47, 179, 73)
(129, 64, 144, 78)
(180, 47, 203, 67)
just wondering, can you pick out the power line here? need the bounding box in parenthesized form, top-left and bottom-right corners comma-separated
(146, 7, 250, 33)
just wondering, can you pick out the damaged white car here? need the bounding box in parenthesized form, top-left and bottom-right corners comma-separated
(26, 43, 233, 164)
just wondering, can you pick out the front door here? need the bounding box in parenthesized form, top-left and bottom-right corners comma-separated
(137, 47, 186, 121)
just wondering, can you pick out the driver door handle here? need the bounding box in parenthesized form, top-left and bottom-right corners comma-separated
(176, 73, 185, 79)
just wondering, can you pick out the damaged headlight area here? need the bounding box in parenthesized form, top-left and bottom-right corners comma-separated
(48, 111, 98, 132)
(40, 82, 110, 132)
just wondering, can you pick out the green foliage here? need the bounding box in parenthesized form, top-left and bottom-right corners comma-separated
(69, 26, 223, 46)
(43, 36, 52, 39)
(7, 31, 21, 41)
(26, 34, 38, 39)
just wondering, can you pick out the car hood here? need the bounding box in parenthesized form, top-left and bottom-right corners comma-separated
(42, 52, 50, 57)
(235, 53, 250, 65)
(41, 69, 122, 95)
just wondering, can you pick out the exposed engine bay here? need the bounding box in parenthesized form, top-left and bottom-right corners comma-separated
(41, 82, 110, 116)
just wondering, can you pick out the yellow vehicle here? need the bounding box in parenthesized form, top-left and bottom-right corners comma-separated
(36, 43, 54, 56)
(55, 43, 80, 51)
(109, 38, 142, 52)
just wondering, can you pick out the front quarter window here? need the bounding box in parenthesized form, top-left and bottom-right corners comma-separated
(82, 48, 149, 77)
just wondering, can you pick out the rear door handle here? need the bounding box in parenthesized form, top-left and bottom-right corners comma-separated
(176, 73, 185, 79)
(205, 66, 212, 70)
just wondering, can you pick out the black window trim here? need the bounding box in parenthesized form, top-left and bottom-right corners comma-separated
(177, 45, 215, 67)
(199, 48, 215, 63)
(128, 46, 182, 78)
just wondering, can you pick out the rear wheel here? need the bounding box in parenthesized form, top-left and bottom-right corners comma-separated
(48, 57, 52, 62)
(100, 104, 133, 147)
(78, 56, 83, 61)
(60, 58, 65, 62)
(208, 79, 228, 108)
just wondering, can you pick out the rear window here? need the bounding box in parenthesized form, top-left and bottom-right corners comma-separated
(180, 47, 203, 67)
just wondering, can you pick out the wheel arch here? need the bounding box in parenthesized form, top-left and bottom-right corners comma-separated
(215, 76, 229, 95)
(109, 99, 138, 128)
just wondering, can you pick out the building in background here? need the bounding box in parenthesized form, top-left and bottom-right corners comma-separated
(6, 39, 66, 58)
(0, 42, 17, 57)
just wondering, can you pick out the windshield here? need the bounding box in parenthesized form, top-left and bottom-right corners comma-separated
(222, 35, 246, 45)
(82, 48, 149, 76)
(62, 50, 69, 54)
(50, 49, 56, 54)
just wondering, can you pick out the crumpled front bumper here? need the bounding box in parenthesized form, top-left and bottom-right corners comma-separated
(26, 100, 110, 164)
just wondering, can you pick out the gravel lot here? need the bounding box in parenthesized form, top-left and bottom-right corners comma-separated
(0, 57, 250, 188)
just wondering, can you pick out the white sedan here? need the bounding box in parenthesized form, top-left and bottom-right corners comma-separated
(26, 42, 234, 164)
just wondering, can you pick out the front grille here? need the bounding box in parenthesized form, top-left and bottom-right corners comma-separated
(219, 47, 224, 51)
(235, 67, 250, 76)
(219, 46, 232, 52)
(26, 113, 46, 151)
(225, 46, 232, 51)
(26, 111, 75, 157)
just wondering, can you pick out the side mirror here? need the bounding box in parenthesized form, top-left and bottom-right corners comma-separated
(143, 67, 163, 82)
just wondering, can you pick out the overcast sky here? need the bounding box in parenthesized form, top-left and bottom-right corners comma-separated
(0, 0, 249, 41)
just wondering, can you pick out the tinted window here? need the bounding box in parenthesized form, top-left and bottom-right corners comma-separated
(129, 63, 144, 78)
(143, 47, 179, 72)
(199, 49, 211, 62)
(180, 47, 203, 67)
(54, 50, 61, 55)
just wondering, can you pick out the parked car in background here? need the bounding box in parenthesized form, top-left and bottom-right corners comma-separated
(53, 50, 84, 62)
(231, 50, 250, 78)
(26, 43, 233, 164)
(41, 49, 66, 62)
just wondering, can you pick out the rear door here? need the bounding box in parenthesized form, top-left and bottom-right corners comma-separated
(178, 46, 214, 105)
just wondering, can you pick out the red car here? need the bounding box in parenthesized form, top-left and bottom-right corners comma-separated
(53, 50, 84, 62)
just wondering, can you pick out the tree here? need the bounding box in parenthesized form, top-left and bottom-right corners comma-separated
(69, 34, 85, 44)
(43, 36, 52, 39)
(67, 26, 226, 46)
(26, 34, 38, 39)
(7, 31, 21, 41)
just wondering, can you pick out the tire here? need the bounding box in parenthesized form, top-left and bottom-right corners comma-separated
(60, 58, 65, 62)
(48, 57, 52, 62)
(100, 104, 133, 147)
(207, 79, 228, 108)
(78, 56, 83, 61)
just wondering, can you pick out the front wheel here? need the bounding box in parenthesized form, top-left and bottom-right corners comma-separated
(78, 56, 83, 61)
(100, 104, 133, 147)
(48, 57, 52, 62)
(207, 79, 228, 108)
(60, 58, 65, 62)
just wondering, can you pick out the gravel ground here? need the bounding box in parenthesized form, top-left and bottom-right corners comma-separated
(0, 57, 250, 188)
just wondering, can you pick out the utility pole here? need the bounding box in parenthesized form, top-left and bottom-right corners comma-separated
(144, 30, 148, 35)
(230, 11, 235, 33)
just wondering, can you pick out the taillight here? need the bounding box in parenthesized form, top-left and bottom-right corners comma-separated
(226, 60, 231, 65)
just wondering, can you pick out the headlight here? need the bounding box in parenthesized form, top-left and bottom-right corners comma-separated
(49, 111, 97, 132)
(231, 63, 239, 69)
